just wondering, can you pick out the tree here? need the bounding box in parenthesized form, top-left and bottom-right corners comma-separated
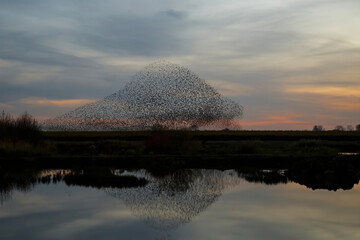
(334, 125, 345, 131)
(189, 125, 199, 131)
(346, 125, 354, 131)
(313, 125, 324, 131)
(356, 124, 360, 131)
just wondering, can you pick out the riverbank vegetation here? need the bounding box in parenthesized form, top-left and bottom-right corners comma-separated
(0, 111, 50, 156)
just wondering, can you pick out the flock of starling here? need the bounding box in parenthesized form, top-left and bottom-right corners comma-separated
(44, 61, 243, 130)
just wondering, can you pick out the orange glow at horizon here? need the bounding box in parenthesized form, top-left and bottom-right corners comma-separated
(236, 115, 311, 129)
(19, 98, 96, 107)
(284, 85, 360, 97)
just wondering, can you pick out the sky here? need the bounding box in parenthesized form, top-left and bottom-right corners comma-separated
(0, 0, 359, 130)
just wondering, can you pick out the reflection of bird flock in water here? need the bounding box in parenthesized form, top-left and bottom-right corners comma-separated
(106, 169, 242, 231)
(44, 62, 243, 130)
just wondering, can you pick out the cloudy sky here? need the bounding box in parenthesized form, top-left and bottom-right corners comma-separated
(1, 0, 359, 130)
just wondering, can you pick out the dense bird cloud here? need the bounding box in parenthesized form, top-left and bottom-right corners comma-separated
(0, 0, 359, 129)
(45, 62, 243, 130)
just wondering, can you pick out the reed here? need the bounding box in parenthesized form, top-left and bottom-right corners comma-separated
(0, 110, 41, 146)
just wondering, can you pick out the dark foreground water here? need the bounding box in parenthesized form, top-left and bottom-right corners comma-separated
(0, 169, 359, 240)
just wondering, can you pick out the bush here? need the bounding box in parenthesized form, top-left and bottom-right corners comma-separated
(0, 111, 14, 139)
(313, 125, 324, 131)
(334, 125, 345, 131)
(0, 111, 41, 145)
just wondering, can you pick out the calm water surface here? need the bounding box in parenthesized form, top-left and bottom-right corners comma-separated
(0, 169, 359, 240)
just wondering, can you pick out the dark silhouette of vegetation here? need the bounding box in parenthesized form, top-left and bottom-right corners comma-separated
(0, 110, 41, 146)
(0, 166, 44, 204)
(347, 125, 354, 131)
(0, 167, 147, 204)
(312, 125, 324, 131)
(63, 174, 147, 189)
(2, 130, 359, 161)
(189, 125, 199, 131)
(287, 158, 360, 191)
(236, 169, 288, 185)
(334, 125, 345, 131)
(356, 124, 360, 131)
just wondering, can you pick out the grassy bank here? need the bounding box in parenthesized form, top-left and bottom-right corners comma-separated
(1, 130, 359, 165)
(41, 130, 360, 157)
(42, 130, 360, 141)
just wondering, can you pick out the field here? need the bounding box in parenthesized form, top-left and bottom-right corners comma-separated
(1, 130, 359, 166)
(42, 130, 360, 141)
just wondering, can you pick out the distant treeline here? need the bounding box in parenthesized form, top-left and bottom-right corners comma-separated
(313, 124, 360, 131)
(0, 111, 41, 144)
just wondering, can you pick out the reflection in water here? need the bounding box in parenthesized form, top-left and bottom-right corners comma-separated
(106, 169, 242, 231)
(0, 164, 359, 239)
(237, 169, 288, 185)
(1, 164, 359, 206)
(0, 168, 147, 205)
(0, 167, 293, 234)
(0, 168, 65, 204)
(287, 159, 360, 191)
(63, 169, 147, 189)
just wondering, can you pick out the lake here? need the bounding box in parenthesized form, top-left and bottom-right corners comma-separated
(0, 168, 359, 240)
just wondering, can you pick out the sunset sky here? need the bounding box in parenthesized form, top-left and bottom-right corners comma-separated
(1, 0, 359, 130)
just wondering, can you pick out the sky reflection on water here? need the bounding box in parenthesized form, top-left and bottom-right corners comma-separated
(0, 169, 359, 240)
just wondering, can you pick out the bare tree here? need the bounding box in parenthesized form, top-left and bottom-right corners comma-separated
(334, 125, 345, 131)
(189, 125, 199, 131)
(313, 125, 324, 131)
(346, 125, 354, 131)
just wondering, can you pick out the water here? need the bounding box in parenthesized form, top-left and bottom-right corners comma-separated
(0, 169, 359, 240)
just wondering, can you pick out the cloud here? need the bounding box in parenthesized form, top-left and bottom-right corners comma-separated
(161, 9, 186, 19)
(207, 80, 254, 97)
(0, 31, 99, 68)
(0, 102, 11, 109)
(284, 85, 360, 97)
(0, 97, 98, 118)
(74, 14, 188, 57)
(239, 114, 310, 129)
(284, 85, 360, 112)
(287, 94, 360, 112)
(18, 98, 96, 107)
